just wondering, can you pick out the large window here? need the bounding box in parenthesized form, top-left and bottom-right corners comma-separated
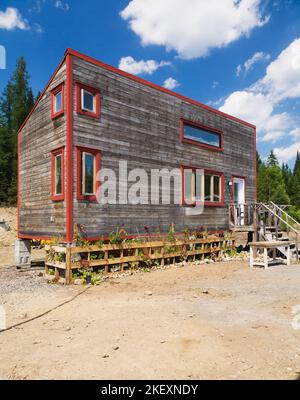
(51, 147, 65, 201)
(181, 119, 223, 151)
(76, 83, 100, 118)
(182, 166, 223, 206)
(51, 83, 64, 119)
(76, 147, 100, 201)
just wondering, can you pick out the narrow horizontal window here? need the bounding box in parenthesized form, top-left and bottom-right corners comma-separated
(182, 166, 223, 207)
(76, 83, 100, 118)
(181, 120, 223, 151)
(51, 83, 65, 119)
(76, 147, 101, 201)
(51, 147, 65, 201)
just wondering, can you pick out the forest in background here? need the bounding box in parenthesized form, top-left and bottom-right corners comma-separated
(0, 58, 299, 221)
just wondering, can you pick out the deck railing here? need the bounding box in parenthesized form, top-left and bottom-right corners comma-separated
(228, 203, 256, 228)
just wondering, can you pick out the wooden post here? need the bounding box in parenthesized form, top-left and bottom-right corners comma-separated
(250, 246, 254, 268)
(264, 247, 268, 269)
(65, 246, 72, 285)
(286, 245, 291, 267)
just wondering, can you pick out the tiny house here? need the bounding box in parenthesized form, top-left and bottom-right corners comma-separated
(18, 49, 256, 243)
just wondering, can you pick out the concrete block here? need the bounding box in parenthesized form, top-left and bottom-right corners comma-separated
(15, 239, 31, 266)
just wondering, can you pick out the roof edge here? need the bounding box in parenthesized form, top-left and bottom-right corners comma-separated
(18, 48, 256, 134)
(66, 48, 256, 130)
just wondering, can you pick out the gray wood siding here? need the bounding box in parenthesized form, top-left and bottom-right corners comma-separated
(19, 62, 67, 237)
(72, 57, 255, 237)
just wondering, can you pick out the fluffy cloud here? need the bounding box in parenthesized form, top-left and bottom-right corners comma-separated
(236, 51, 270, 76)
(220, 38, 300, 151)
(163, 77, 179, 90)
(254, 38, 300, 102)
(0, 7, 29, 30)
(274, 142, 300, 163)
(119, 56, 170, 75)
(120, 0, 269, 59)
(55, 1, 70, 11)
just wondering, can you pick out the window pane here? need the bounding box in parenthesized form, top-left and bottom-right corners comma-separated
(184, 123, 220, 148)
(204, 175, 211, 201)
(83, 153, 95, 195)
(82, 90, 94, 112)
(55, 91, 62, 113)
(195, 170, 203, 201)
(213, 176, 220, 202)
(184, 169, 193, 203)
(55, 155, 62, 195)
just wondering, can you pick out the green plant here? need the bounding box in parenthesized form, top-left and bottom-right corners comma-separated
(166, 224, 176, 242)
(54, 253, 64, 263)
(109, 228, 127, 244)
(47, 268, 55, 276)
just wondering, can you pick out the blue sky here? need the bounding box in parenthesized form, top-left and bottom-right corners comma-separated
(0, 0, 300, 166)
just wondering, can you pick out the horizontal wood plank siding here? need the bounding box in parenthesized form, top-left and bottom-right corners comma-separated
(72, 57, 255, 237)
(19, 62, 67, 237)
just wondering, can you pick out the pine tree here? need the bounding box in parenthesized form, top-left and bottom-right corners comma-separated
(290, 152, 300, 208)
(0, 57, 34, 205)
(258, 150, 290, 204)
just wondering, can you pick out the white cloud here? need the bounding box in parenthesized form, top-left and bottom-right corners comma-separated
(163, 77, 180, 90)
(236, 51, 270, 76)
(55, 1, 70, 11)
(274, 142, 300, 163)
(119, 56, 170, 75)
(220, 38, 300, 147)
(254, 38, 300, 102)
(0, 7, 29, 30)
(262, 131, 285, 143)
(120, 0, 269, 60)
(290, 128, 300, 140)
(212, 80, 219, 89)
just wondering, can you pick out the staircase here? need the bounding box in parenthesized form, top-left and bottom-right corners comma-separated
(229, 202, 300, 262)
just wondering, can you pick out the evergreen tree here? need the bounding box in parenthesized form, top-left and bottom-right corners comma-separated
(258, 150, 290, 204)
(0, 57, 34, 205)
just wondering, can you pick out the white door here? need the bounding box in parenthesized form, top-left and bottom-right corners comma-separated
(233, 177, 246, 226)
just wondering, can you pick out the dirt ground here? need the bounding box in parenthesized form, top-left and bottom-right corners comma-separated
(1, 208, 300, 380)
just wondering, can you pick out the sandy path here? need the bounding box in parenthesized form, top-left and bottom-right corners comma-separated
(1, 262, 300, 380)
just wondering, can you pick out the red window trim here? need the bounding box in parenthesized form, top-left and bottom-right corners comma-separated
(232, 175, 247, 203)
(76, 82, 100, 119)
(181, 165, 224, 207)
(180, 119, 224, 152)
(51, 82, 65, 119)
(76, 146, 101, 201)
(51, 146, 65, 201)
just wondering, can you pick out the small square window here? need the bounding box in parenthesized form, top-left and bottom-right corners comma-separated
(82, 89, 95, 113)
(51, 83, 64, 119)
(76, 83, 100, 118)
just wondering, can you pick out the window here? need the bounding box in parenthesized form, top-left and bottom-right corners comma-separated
(180, 119, 223, 151)
(182, 166, 223, 206)
(76, 147, 101, 201)
(51, 147, 65, 201)
(51, 83, 64, 119)
(76, 83, 100, 118)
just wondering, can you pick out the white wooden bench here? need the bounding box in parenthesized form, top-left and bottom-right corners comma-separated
(249, 241, 292, 269)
